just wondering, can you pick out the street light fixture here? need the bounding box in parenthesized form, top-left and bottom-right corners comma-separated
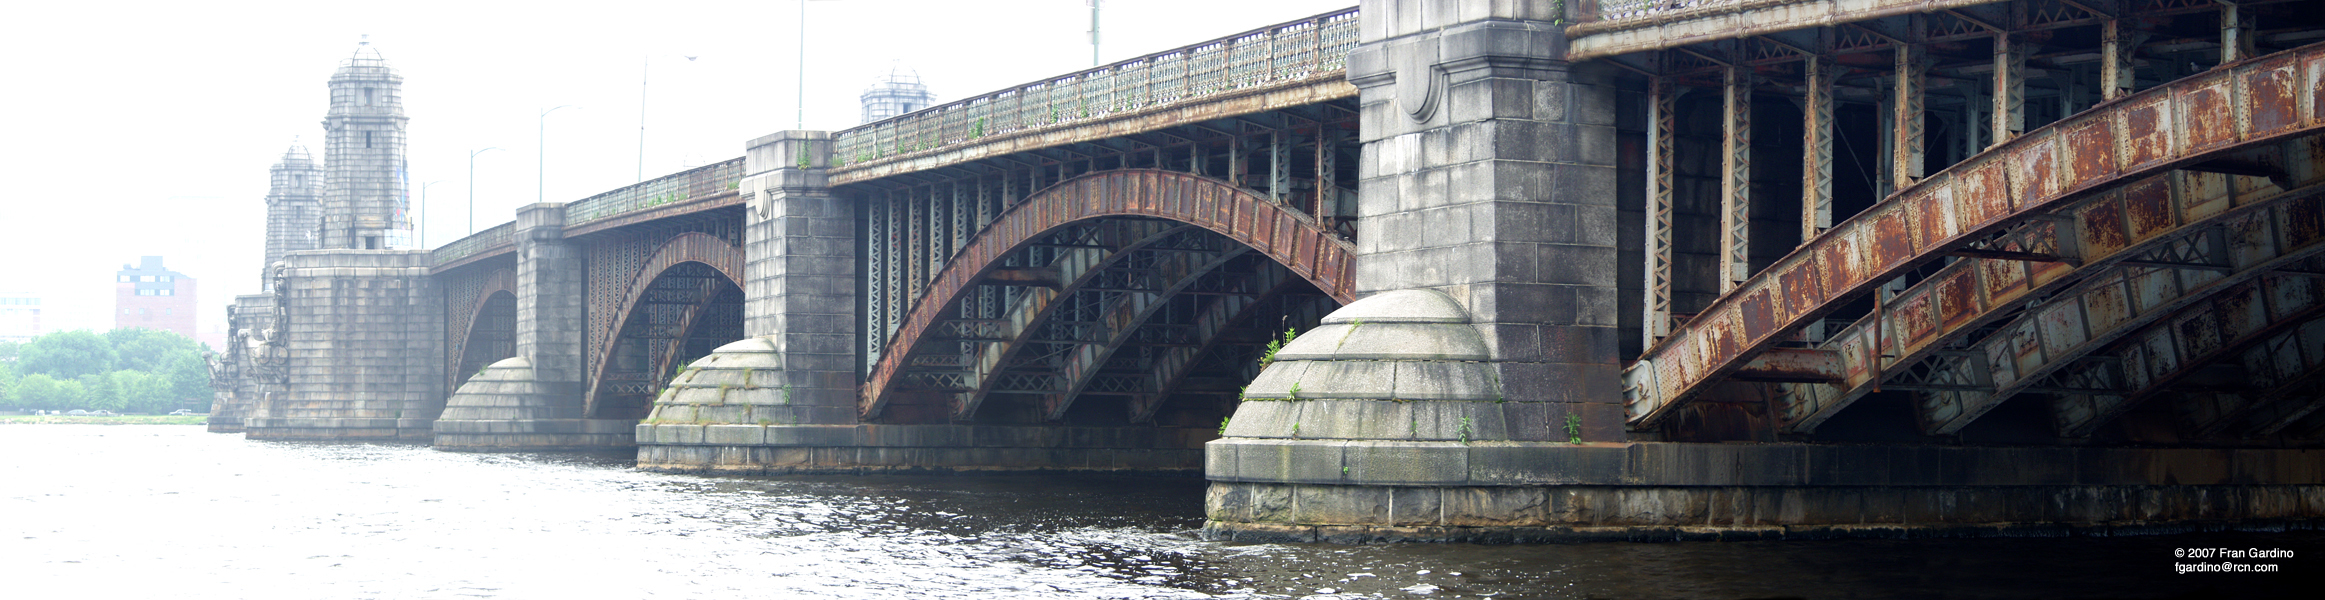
(640, 54, 701, 182)
(539, 105, 577, 205)
(469, 147, 502, 235)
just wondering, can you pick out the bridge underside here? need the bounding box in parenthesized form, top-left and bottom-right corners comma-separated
(1609, 1, 2325, 449)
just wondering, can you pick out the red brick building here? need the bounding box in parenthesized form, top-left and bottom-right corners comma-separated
(115, 256, 197, 338)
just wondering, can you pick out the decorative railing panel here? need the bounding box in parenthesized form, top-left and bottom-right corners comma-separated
(432, 222, 515, 266)
(830, 7, 1358, 172)
(563, 158, 747, 227)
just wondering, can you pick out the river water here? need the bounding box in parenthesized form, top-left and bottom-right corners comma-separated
(3, 426, 2314, 599)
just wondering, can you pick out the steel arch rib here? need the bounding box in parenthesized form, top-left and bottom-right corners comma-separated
(1131, 266, 1307, 422)
(862, 169, 1358, 419)
(1778, 175, 2325, 434)
(1628, 43, 2325, 426)
(951, 222, 1191, 421)
(1042, 247, 1255, 421)
(582, 232, 745, 417)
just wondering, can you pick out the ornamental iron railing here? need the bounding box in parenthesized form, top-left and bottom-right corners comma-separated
(829, 7, 1358, 171)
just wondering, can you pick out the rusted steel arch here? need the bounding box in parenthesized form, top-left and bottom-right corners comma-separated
(862, 168, 1358, 419)
(933, 222, 1203, 421)
(447, 267, 518, 392)
(1774, 172, 2325, 433)
(2042, 268, 2325, 438)
(1040, 246, 1257, 421)
(1627, 42, 2325, 426)
(1901, 195, 2325, 435)
(582, 232, 745, 417)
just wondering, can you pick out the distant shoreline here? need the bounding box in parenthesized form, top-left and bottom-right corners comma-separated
(0, 415, 208, 425)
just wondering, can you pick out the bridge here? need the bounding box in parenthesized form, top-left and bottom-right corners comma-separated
(211, 0, 2325, 542)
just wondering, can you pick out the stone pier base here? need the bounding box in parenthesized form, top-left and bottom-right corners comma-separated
(636, 424, 1210, 475)
(242, 417, 430, 442)
(433, 419, 635, 452)
(206, 417, 244, 434)
(1203, 441, 2325, 543)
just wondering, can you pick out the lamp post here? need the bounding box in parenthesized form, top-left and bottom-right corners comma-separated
(640, 54, 700, 182)
(799, 0, 844, 129)
(468, 147, 502, 235)
(419, 180, 444, 248)
(539, 105, 576, 205)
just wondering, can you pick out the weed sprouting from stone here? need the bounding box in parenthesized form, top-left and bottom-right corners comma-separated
(1565, 412, 1583, 444)
(1288, 381, 1301, 398)
(1257, 327, 1298, 370)
(1459, 416, 1472, 444)
(1218, 416, 1231, 435)
(1292, 422, 1301, 438)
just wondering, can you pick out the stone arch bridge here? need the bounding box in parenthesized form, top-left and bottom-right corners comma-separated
(213, 0, 2325, 541)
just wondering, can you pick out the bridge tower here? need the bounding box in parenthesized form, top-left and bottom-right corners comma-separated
(318, 39, 409, 250)
(263, 143, 323, 288)
(239, 39, 444, 442)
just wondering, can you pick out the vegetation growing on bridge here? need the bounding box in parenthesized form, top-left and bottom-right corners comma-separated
(0, 328, 210, 414)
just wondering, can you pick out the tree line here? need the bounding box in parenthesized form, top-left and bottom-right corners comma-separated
(0, 328, 212, 414)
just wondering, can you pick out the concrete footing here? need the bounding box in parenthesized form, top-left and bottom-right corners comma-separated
(1202, 440, 2325, 542)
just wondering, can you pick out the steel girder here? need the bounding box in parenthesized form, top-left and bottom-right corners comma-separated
(1626, 41, 2325, 427)
(1774, 155, 2325, 434)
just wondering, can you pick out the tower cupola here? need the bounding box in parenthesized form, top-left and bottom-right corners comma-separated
(319, 37, 411, 250)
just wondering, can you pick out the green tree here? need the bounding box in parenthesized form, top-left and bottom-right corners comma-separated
(0, 339, 21, 363)
(166, 352, 211, 407)
(110, 370, 173, 414)
(18, 330, 116, 379)
(79, 373, 123, 411)
(0, 363, 16, 408)
(107, 328, 204, 373)
(15, 374, 83, 411)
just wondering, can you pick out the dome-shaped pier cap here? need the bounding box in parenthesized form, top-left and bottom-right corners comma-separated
(1223, 289, 1511, 441)
(642, 336, 812, 427)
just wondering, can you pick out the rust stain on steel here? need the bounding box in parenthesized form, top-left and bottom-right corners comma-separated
(2010, 132, 2063, 206)
(2289, 194, 2325, 247)
(2248, 56, 2301, 135)
(2124, 177, 2178, 242)
(1895, 290, 1938, 354)
(2181, 73, 2239, 153)
(1938, 269, 1981, 331)
(1739, 288, 1778, 342)
(1732, 348, 1844, 383)
(1871, 208, 1915, 273)
(2122, 95, 2177, 170)
(2077, 192, 2133, 257)
(1958, 160, 2012, 228)
(859, 169, 1355, 418)
(2063, 115, 2119, 191)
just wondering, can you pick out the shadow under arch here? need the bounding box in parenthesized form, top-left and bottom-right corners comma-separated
(449, 268, 518, 399)
(584, 232, 746, 421)
(863, 169, 1357, 421)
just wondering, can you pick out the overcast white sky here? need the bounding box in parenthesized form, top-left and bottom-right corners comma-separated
(0, 0, 1354, 344)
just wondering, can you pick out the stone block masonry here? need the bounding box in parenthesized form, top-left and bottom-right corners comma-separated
(1347, 1, 1628, 441)
(244, 250, 444, 441)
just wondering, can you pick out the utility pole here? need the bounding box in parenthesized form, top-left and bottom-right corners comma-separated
(1089, 0, 1101, 66)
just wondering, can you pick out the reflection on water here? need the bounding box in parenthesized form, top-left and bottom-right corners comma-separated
(2, 426, 2312, 599)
